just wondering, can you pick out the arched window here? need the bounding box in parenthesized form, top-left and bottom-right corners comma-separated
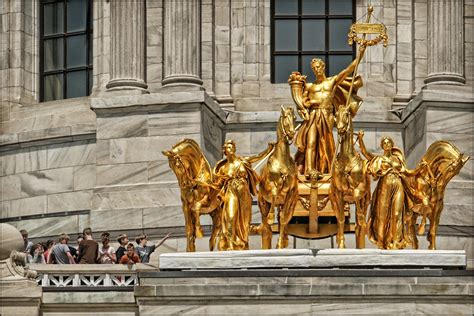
(40, 0, 93, 102)
(271, 0, 355, 83)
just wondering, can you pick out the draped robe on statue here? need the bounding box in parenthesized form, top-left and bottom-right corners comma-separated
(213, 157, 258, 251)
(294, 76, 363, 174)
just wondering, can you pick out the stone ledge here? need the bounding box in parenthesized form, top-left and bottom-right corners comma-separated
(0, 132, 96, 151)
(401, 88, 474, 122)
(225, 110, 402, 129)
(41, 291, 135, 304)
(91, 91, 227, 123)
(136, 271, 474, 302)
(29, 263, 156, 273)
(140, 268, 473, 279)
(159, 249, 467, 270)
(135, 282, 473, 298)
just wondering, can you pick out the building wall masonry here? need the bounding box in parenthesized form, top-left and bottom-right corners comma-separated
(0, 0, 472, 265)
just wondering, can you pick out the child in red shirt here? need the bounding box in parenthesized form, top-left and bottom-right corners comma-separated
(120, 243, 140, 265)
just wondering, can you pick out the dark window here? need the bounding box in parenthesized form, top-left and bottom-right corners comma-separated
(40, 0, 93, 102)
(271, 0, 355, 83)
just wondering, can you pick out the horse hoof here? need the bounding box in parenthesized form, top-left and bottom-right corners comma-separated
(277, 239, 288, 249)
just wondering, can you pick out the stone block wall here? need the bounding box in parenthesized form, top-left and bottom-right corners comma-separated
(1, 0, 473, 113)
(1, 97, 96, 239)
(88, 92, 225, 235)
(0, 0, 472, 261)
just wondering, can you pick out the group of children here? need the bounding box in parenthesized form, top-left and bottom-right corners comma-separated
(21, 228, 171, 265)
(114, 232, 171, 264)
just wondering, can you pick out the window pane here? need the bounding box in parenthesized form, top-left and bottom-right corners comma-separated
(275, 55, 298, 83)
(67, 35, 87, 67)
(302, 0, 325, 15)
(328, 55, 352, 76)
(67, 0, 87, 32)
(88, 33, 93, 65)
(66, 70, 87, 98)
(302, 55, 325, 82)
(329, 0, 353, 15)
(43, 74, 64, 101)
(275, 0, 298, 15)
(329, 19, 352, 51)
(44, 38, 64, 71)
(275, 20, 298, 51)
(88, 69, 93, 94)
(43, 2, 64, 36)
(302, 20, 325, 51)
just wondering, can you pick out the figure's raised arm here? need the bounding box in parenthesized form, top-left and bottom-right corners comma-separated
(357, 130, 374, 160)
(335, 45, 367, 86)
(403, 159, 430, 177)
(246, 142, 275, 164)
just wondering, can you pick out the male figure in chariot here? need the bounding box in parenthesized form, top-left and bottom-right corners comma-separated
(288, 46, 367, 176)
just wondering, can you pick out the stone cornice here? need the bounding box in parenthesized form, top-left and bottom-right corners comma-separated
(1, 89, 472, 150)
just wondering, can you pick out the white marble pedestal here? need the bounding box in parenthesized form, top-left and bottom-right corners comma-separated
(159, 248, 466, 270)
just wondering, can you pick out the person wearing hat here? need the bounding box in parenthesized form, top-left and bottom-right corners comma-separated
(48, 233, 75, 264)
(115, 233, 129, 264)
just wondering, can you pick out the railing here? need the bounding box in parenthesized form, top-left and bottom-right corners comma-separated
(28, 264, 156, 288)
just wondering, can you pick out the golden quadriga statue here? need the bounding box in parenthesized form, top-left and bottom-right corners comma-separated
(164, 6, 468, 252)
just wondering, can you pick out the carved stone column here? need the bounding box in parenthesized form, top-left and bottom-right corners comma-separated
(162, 0, 203, 88)
(424, 0, 465, 86)
(106, 0, 148, 93)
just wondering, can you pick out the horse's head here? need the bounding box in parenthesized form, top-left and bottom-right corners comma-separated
(443, 153, 470, 179)
(336, 104, 351, 137)
(162, 149, 190, 182)
(336, 100, 361, 137)
(163, 139, 212, 188)
(422, 141, 470, 188)
(279, 105, 297, 143)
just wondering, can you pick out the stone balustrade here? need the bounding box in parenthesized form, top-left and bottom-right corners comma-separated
(29, 263, 155, 288)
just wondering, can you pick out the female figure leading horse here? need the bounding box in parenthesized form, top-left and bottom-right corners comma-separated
(214, 140, 274, 251)
(358, 133, 426, 249)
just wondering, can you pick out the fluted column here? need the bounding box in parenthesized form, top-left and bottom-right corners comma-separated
(106, 0, 148, 93)
(162, 0, 203, 88)
(424, 0, 465, 86)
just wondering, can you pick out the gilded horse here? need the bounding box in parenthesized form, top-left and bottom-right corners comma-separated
(257, 106, 299, 249)
(329, 102, 371, 248)
(405, 141, 469, 250)
(163, 139, 221, 252)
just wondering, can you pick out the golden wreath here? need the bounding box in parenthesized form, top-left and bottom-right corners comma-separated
(347, 23, 388, 47)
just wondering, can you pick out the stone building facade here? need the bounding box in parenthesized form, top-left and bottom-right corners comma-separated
(1, 0, 472, 264)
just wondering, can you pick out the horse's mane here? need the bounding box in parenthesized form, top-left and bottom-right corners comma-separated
(421, 140, 463, 176)
(171, 139, 213, 182)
